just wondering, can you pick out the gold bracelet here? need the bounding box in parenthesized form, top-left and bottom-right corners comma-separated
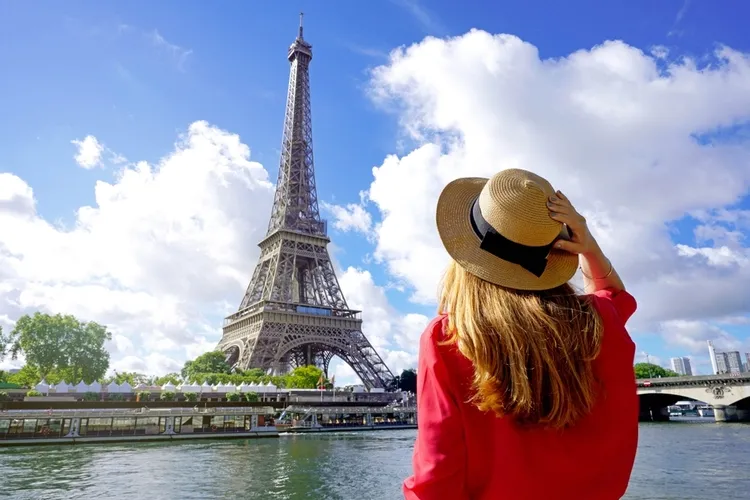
(580, 258, 613, 280)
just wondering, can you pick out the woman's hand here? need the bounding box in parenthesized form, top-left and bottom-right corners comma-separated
(546, 191, 598, 255)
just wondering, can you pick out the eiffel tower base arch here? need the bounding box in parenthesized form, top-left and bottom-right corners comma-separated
(218, 308, 393, 389)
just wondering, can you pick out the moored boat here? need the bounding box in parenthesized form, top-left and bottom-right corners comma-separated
(0, 406, 278, 446)
(276, 405, 417, 433)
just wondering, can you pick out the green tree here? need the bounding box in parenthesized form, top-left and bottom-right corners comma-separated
(285, 365, 326, 389)
(160, 391, 176, 401)
(83, 392, 100, 401)
(0, 369, 7, 384)
(237, 368, 266, 379)
(634, 363, 679, 379)
(104, 371, 150, 387)
(155, 373, 181, 386)
(181, 351, 231, 380)
(397, 369, 417, 393)
(8, 365, 42, 388)
(184, 392, 198, 402)
(0, 312, 111, 382)
(245, 392, 258, 402)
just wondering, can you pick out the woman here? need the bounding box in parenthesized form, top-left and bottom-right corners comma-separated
(403, 169, 638, 500)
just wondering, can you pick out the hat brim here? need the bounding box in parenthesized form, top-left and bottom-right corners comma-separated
(435, 177, 578, 291)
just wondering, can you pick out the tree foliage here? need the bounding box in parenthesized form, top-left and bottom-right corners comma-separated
(154, 373, 181, 386)
(0, 313, 111, 382)
(285, 365, 326, 389)
(388, 369, 417, 393)
(634, 363, 679, 379)
(8, 365, 43, 388)
(103, 371, 152, 387)
(181, 351, 231, 380)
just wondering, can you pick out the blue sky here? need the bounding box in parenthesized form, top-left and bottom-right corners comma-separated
(1, 0, 749, 379)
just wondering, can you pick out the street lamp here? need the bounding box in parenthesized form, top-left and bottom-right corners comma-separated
(644, 352, 654, 378)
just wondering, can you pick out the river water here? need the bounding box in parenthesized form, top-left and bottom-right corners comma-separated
(1, 422, 748, 499)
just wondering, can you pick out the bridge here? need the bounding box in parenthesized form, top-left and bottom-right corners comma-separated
(637, 374, 750, 422)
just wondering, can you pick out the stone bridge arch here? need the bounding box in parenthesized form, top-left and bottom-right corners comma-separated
(637, 382, 750, 422)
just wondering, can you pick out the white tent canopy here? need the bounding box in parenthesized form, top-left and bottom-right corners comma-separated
(88, 381, 102, 392)
(54, 381, 70, 393)
(35, 379, 50, 394)
(75, 381, 89, 393)
(201, 382, 212, 392)
(179, 383, 201, 392)
(161, 381, 177, 392)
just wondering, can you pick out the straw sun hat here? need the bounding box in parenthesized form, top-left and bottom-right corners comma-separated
(436, 168, 578, 291)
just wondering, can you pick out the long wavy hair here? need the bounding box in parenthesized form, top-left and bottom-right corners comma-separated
(439, 260, 603, 429)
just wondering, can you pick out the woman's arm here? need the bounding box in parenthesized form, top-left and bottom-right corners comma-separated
(579, 243, 626, 294)
(403, 318, 467, 499)
(547, 191, 626, 294)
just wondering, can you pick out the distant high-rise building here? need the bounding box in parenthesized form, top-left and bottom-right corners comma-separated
(725, 351, 743, 374)
(745, 353, 750, 373)
(715, 352, 729, 374)
(670, 357, 693, 376)
(707, 340, 719, 375)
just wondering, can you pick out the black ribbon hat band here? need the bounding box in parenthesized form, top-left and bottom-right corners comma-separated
(469, 197, 554, 278)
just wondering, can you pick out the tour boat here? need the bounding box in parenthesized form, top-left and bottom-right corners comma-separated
(0, 406, 278, 446)
(275, 404, 417, 433)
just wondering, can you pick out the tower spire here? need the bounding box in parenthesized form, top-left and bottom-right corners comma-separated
(299, 11, 304, 39)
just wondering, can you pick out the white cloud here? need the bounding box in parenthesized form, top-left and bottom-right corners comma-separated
(659, 320, 743, 354)
(321, 200, 373, 234)
(355, 30, 750, 358)
(148, 30, 192, 71)
(71, 135, 104, 169)
(1, 121, 275, 376)
(331, 266, 428, 385)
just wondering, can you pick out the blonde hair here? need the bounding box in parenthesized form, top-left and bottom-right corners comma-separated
(439, 260, 603, 429)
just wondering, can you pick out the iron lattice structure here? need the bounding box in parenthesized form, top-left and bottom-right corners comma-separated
(217, 16, 394, 389)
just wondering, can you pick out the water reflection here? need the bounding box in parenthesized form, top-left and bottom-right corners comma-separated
(0, 424, 748, 499)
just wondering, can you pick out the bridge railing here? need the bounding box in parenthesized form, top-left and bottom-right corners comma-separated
(636, 373, 750, 388)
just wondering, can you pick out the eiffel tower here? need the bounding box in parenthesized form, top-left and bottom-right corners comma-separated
(218, 15, 394, 389)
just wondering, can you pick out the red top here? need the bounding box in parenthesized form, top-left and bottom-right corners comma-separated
(403, 288, 638, 500)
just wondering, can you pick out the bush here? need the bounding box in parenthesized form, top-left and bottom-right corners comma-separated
(26, 390, 43, 397)
(83, 392, 99, 401)
(137, 391, 151, 402)
(184, 392, 198, 402)
(226, 392, 241, 402)
(0, 391, 8, 401)
(160, 391, 176, 401)
(245, 391, 258, 402)
(109, 393, 124, 401)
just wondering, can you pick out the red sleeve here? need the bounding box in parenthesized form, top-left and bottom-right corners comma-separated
(593, 288, 637, 324)
(403, 317, 467, 500)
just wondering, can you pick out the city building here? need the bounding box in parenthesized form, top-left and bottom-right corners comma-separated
(715, 352, 729, 374)
(726, 351, 743, 374)
(670, 357, 693, 376)
(745, 353, 750, 373)
(707, 341, 746, 374)
(707, 340, 719, 375)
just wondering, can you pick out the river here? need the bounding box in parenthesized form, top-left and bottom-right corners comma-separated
(1, 422, 748, 499)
